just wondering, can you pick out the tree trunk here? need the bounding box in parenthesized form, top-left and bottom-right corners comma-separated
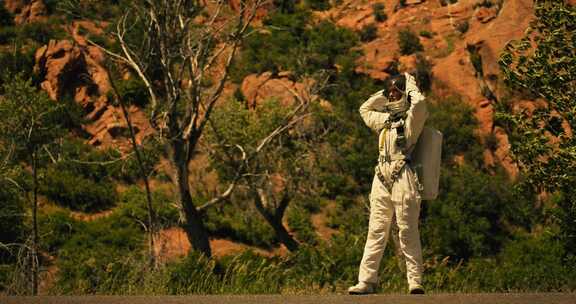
(113, 80, 157, 268)
(252, 188, 299, 252)
(31, 151, 39, 295)
(268, 216, 299, 252)
(171, 140, 211, 257)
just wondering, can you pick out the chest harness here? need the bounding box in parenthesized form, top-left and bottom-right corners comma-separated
(374, 95, 423, 194)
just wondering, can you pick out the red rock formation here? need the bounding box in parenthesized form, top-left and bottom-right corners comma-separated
(241, 72, 315, 108)
(34, 38, 152, 149)
(4, 0, 47, 24)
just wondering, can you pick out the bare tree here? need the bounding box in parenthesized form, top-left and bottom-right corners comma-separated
(92, 0, 267, 257)
(204, 74, 331, 251)
(107, 73, 158, 268)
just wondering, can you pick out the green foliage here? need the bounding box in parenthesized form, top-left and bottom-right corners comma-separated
(372, 3, 387, 22)
(273, 0, 297, 13)
(286, 206, 318, 245)
(114, 77, 150, 107)
(0, 26, 17, 44)
(498, 1, 576, 253)
(38, 209, 79, 255)
(305, 0, 331, 11)
(359, 24, 378, 42)
(426, 96, 483, 165)
(52, 212, 143, 294)
(117, 186, 178, 230)
(55, 0, 130, 21)
(0, 179, 25, 263)
(41, 167, 117, 212)
(467, 44, 484, 76)
(0, 75, 65, 156)
(415, 54, 432, 92)
(16, 18, 66, 45)
(398, 29, 424, 55)
(204, 202, 277, 248)
(0, 49, 36, 88)
(0, 6, 13, 27)
(231, 11, 359, 81)
(419, 30, 433, 38)
(326, 196, 369, 235)
(456, 20, 470, 34)
(421, 165, 535, 260)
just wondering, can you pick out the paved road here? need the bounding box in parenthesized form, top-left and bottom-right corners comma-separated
(2, 294, 575, 304)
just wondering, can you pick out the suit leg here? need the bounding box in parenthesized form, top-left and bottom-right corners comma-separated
(358, 175, 395, 284)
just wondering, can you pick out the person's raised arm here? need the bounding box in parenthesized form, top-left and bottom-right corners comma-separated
(404, 73, 428, 148)
(359, 91, 391, 132)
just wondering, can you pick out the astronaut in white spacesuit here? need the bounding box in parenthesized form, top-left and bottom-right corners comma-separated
(349, 73, 428, 295)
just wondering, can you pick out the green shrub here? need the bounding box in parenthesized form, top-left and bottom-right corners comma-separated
(0, 50, 36, 89)
(421, 165, 534, 260)
(53, 213, 143, 294)
(0, 181, 25, 263)
(117, 186, 178, 230)
(287, 206, 318, 245)
(204, 202, 277, 248)
(426, 96, 482, 164)
(372, 3, 387, 22)
(415, 54, 432, 92)
(114, 77, 149, 107)
(419, 30, 433, 38)
(456, 20, 470, 34)
(17, 18, 66, 44)
(41, 167, 117, 212)
(38, 209, 78, 255)
(0, 5, 13, 27)
(305, 0, 331, 11)
(398, 29, 424, 55)
(359, 23, 378, 42)
(231, 11, 359, 81)
(0, 26, 17, 44)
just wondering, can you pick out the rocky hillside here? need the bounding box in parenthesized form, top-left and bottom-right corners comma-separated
(1, 0, 534, 174)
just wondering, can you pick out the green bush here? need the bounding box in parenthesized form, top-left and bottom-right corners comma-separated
(456, 20, 470, 34)
(421, 165, 535, 260)
(287, 206, 318, 245)
(38, 209, 79, 255)
(0, 181, 25, 263)
(17, 18, 66, 45)
(0, 6, 13, 27)
(204, 201, 277, 248)
(305, 0, 331, 11)
(372, 3, 387, 22)
(0, 26, 17, 44)
(398, 29, 424, 55)
(415, 54, 433, 92)
(419, 30, 433, 38)
(53, 213, 143, 294)
(0, 50, 36, 89)
(231, 11, 359, 81)
(426, 96, 483, 165)
(41, 167, 117, 212)
(117, 186, 178, 230)
(114, 77, 149, 107)
(359, 24, 378, 42)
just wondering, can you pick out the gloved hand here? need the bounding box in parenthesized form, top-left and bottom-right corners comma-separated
(404, 72, 423, 104)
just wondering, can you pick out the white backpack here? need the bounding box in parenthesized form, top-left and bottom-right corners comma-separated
(412, 126, 443, 200)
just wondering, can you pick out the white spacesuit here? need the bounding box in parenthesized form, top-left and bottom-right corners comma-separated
(349, 73, 428, 295)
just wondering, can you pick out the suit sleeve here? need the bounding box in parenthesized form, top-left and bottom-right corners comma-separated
(404, 73, 428, 148)
(359, 91, 391, 132)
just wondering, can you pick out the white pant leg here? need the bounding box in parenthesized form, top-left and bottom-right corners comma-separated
(394, 195, 423, 289)
(358, 175, 394, 284)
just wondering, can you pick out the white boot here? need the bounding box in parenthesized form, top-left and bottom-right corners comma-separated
(348, 281, 376, 295)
